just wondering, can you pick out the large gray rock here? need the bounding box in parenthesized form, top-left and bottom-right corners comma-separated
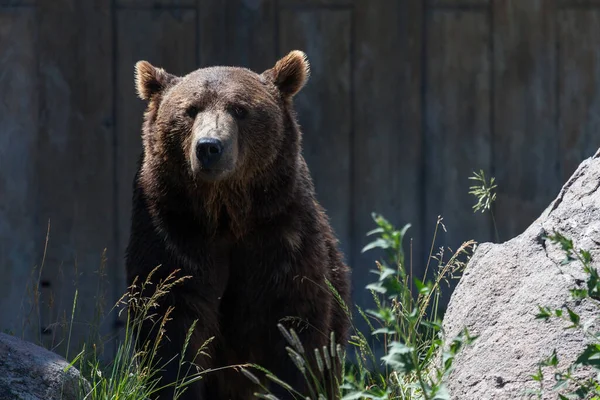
(0, 333, 89, 400)
(443, 149, 600, 399)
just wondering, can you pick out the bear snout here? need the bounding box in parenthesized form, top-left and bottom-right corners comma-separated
(196, 137, 223, 169)
(189, 133, 238, 182)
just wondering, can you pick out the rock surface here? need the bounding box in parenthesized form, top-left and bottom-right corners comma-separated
(443, 149, 600, 399)
(0, 332, 89, 400)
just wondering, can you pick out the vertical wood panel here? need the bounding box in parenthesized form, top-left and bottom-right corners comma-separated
(430, 0, 489, 7)
(352, 0, 423, 317)
(279, 0, 353, 5)
(559, 0, 600, 6)
(36, 0, 114, 356)
(558, 9, 600, 182)
(425, 10, 492, 274)
(197, 0, 228, 66)
(198, 0, 276, 71)
(0, 8, 38, 341)
(225, 0, 276, 70)
(493, 1, 559, 242)
(0, 1, 34, 5)
(118, 0, 195, 5)
(278, 9, 352, 264)
(116, 7, 197, 311)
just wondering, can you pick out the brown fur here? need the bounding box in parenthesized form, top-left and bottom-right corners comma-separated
(125, 50, 351, 400)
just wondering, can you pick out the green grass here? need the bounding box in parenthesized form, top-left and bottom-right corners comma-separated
(64, 267, 220, 400)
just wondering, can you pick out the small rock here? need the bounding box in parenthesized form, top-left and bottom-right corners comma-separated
(0, 333, 89, 400)
(494, 376, 505, 388)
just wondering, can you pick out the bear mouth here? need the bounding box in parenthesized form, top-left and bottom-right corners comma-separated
(194, 167, 231, 182)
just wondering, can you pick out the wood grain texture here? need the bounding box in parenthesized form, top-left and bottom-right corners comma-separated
(0, 1, 34, 6)
(117, 0, 195, 7)
(115, 7, 197, 306)
(279, 0, 353, 7)
(35, 0, 114, 356)
(424, 9, 492, 276)
(352, 0, 423, 317)
(430, 0, 489, 7)
(493, 1, 560, 242)
(0, 8, 38, 342)
(198, 0, 276, 71)
(278, 8, 352, 265)
(558, 9, 600, 181)
(558, 0, 600, 7)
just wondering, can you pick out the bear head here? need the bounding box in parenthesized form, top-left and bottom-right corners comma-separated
(135, 50, 309, 185)
(134, 50, 311, 231)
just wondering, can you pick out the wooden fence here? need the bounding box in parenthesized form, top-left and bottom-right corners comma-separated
(1, 0, 600, 356)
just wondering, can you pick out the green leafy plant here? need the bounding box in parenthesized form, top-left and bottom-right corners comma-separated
(341, 214, 477, 400)
(468, 170, 499, 242)
(532, 231, 600, 399)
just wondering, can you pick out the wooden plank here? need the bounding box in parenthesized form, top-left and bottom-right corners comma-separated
(279, 0, 353, 7)
(352, 0, 423, 317)
(197, 0, 228, 66)
(493, 1, 559, 242)
(115, 7, 197, 314)
(558, 10, 600, 181)
(225, 0, 276, 70)
(35, 0, 114, 357)
(117, 0, 195, 7)
(278, 9, 352, 263)
(198, 0, 276, 71)
(0, 1, 34, 6)
(424, 10, 492, 279)
(430, 0, 489, 8)
(0, 8, 38, 342)
(558, 0, 600, 8)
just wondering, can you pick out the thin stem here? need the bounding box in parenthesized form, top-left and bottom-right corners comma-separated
(491, 211, 500, 243)
(423, 218, 441, 283)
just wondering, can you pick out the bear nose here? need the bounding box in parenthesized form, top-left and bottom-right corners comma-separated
(196, 138, 223, 169)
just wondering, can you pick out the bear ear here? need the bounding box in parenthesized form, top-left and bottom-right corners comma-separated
(134, 60, 179, 101)
(262, 50, 310, 98)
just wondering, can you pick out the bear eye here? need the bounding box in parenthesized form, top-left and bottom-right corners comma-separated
(232, 105, 248, 120)
(186, 105, 201, 119)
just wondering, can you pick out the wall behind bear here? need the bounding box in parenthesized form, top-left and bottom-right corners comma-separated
(1, 0, 600, 358)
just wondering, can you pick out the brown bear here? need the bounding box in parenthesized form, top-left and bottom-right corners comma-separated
(125, 50, 351, 400)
